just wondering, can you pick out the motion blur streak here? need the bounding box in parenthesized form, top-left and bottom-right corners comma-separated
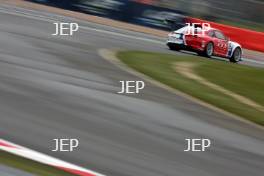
(0, 5, 263, 176)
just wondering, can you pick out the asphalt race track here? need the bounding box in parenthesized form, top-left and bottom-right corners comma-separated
(0, 5, 264, 176)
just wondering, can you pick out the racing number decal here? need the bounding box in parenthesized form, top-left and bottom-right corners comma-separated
(217, 43, 227, 48)
(216, 40, 228, 56)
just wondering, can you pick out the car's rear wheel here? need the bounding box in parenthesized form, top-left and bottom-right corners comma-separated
(230, 48, 241, 63)
(204, 42, 214, 57)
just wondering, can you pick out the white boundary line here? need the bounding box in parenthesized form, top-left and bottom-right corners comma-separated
(243, 58, 264, 65)
(0, 139, 106, 176)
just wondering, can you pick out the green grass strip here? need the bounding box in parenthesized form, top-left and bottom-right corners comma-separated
(117, 51, 264, 125)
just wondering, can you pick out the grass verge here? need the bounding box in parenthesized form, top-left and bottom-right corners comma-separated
(117, 51, 264, 126)
(0, 151, 77, 176)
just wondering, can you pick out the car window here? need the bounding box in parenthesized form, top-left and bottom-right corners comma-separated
(175, 26, 190, 33)
(215, 31, 226, 40)
(208, 30, 215, 37)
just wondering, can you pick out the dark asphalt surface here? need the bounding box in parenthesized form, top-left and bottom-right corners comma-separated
(0, 5, 264, 176)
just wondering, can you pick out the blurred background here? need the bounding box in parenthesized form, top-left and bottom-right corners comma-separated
(30, 0, 264, 31)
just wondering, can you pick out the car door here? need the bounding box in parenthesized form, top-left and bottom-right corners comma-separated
(214, 31, 228, 57)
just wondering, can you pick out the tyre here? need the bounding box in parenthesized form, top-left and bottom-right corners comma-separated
(168, 43, 180, 51)
(204, 42, 214, 57)
(229, 48, 241, 63)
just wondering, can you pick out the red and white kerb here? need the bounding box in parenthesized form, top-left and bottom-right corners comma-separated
(0, 139, 105, 176)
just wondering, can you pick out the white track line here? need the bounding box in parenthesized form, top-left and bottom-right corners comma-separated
(243, 58, 264, 65)
(0, 139, 106, 176)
